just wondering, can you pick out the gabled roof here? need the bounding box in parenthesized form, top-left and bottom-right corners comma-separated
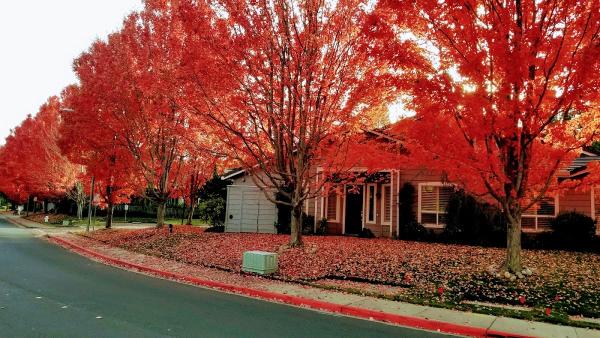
(222, 167, 245, 180)
(566, 155, 600, 176)
(222, 127, 404, 180)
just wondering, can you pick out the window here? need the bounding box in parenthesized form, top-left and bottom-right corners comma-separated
(418, 183, 453, 227)
(522, 197, 557, 231)
(326, 189, 339, 222)
(366, 184, 376, 223)
(381, 184, 392, 225)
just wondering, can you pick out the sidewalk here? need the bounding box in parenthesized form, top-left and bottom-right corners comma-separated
(4, 215, 599, 338)
(2, 214, 155, 233)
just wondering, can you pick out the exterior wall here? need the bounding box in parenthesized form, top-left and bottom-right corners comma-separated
(229, 167, 600, 237)
(558, 190, 592, 216)
(391, 171, 399, 238)
(559, 188, 600, 235)
(396, 167, 446, 235)
(325, 190, 344, 235)
(229, 171, 271, 187)
(309, 167, 444, 238)
(224, 185, 277, 233)
(594, 187, 600, 234)
(362, 181, 393, 238)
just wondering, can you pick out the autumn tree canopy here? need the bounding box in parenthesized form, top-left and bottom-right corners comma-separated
(377, 0, 600, 272)
(177, 0, 420, 245)
(0, 97, 79, 205)
(67, 6, 219, 227)
(0, 0, 597, 258)
(59, 85, 141, 228)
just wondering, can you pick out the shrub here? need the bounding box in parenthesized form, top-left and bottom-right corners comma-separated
(401, 220, 428, 240)
(551, 211, 596, 249)
(302, 213, 315, 235)
(396, 183, 429, 240)
(316, 218, 328, 235)
(197, 172, 230, 227)
(275, 189, 292, 234)
(358, 228, 375, 238)
(198, 197, 226, 227)
(274, 220, 290, 234)
(276, 211, 314, 235)
(204, 225, 225, 233)
(398, 183, 416, 229)
(443, 189, 506, 246)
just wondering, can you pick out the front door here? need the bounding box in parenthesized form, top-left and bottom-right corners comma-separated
(344, 186, 363, 235)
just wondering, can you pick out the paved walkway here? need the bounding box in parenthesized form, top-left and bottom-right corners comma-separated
(5, 215, 600, 337)
(3, 213, 155, 233)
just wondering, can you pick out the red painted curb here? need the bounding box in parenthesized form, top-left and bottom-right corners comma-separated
(48, 235, 536, 338)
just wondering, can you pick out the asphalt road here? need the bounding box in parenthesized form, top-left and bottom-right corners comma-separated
(0, 217, 455, 338)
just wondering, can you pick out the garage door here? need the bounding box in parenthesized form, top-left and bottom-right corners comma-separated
(225, 185, 277, 233)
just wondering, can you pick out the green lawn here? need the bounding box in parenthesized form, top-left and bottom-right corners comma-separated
(164, 218, 208, 226)
(26, 214, 209, 227)
(96, 216, 207, 226)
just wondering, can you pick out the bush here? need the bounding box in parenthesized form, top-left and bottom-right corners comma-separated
(551, 211, 596, 249)
(398, 183, 416, 229)
(274, 220, 290, 234)
(197, 172, 230, 227)
(302, 213, 315, 235)
(443, 189, 506, 246)
(276, 211, 314, 235)
(358, 228, 375, 238)
(397, 183, 428, 240)
(204, 225, 225, 233)
(275, 189, 292, 234)
(316, 218, 328, 235)
(401, 220, 428, 240)
(198, 197, 226, 227)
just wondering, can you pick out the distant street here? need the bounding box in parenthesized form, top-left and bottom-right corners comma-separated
(0, 217, 453, 338)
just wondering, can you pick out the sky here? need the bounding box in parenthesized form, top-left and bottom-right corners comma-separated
(0, 0, 144, 144)
(0, 0, 411, 144)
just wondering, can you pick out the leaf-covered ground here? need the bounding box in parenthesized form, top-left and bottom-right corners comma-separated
(86, 227, 600, 318)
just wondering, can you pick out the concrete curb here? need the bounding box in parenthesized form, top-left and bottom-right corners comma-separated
(47, 235, 536, 338)
(5, 215, 39, 229)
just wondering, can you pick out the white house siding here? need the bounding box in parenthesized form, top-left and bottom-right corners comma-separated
(225, 185, 277, 234)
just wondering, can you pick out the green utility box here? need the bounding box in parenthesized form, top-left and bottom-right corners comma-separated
(242, 251, 278, 275)
(62, 220, 71, 226)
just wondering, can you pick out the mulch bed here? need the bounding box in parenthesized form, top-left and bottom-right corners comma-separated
(85, 226, 600, 318)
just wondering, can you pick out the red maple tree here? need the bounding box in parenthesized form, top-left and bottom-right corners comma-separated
(69, 8, 208, 227)
(59, 85, 141, 228)
(0, 97, 79, 208)
(177, 0, 419, 245)
(378, 0, 600, 272)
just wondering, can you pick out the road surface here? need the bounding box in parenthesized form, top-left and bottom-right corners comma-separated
(0, 216, 454, 337)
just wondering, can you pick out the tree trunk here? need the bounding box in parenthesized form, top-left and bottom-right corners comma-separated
(77, 202, 83, 220)
(105, 202, 114, 229)
(289, 204, 303, 247)
(186, 202, 196, 225)
(505, 212, 523, 273)
(156, 202, 167, 228)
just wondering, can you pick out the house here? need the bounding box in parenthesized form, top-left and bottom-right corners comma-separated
(223, 135, 600, 237)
